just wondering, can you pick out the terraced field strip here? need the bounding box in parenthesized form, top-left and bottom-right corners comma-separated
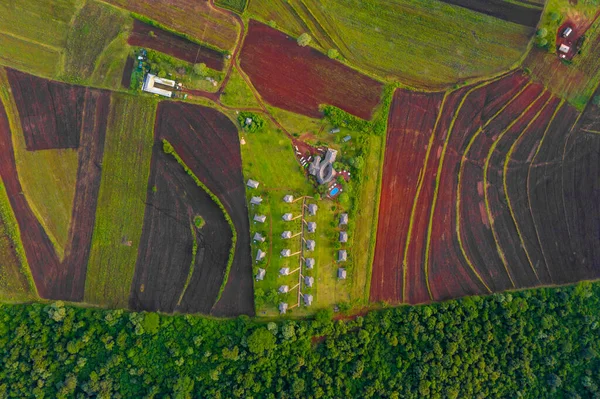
(484, 95, 556, 287)
(369, 89, 444, 304)
(426, 72, 529, 301)
(85, 94, 157, 307)
(527, 102, 582, 284)
(455, 82, 538, 292)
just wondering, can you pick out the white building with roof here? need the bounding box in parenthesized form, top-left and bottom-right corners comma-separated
(253, 232, 265, 242)
(304, 276, 314, 287)
(282, 213, 293, 221)
(308, 204, 318, 216)
(250, 196, 263, 205)
(303, 294, 313, 306)
(281, 249, 292, 257)
(279, 302, 288, 314)
(254, 214, 266, 223)
(255, 268, 266, 281)
(278, 285, 289, 294)
(339, 231, 348, 243)
(142, 74, 174, 97)
(305, 258, 315, 269)
(338, 250, 347, 262)
(338, 268, 347, 280)
(256, 249, 266, 262)
(247, 179, 259, 189)
(283, 194, 294, 203)
(306, 240, 315, 251)
(307, 222, 317, 233)
(281, 230, 292, 239)
(340, 213, 348, 226)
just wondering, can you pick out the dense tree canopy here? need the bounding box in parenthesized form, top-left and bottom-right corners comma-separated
(1, 282, 600, 398)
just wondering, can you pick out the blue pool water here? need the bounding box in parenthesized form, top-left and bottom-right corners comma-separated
(330, 187, 339, 196)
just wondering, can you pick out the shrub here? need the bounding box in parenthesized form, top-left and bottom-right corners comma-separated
(193, 215, 205, 229)
(297, 33, 312, 47)
(327, 49, 339, 59)
(193, 63, 208, 77)
(238, 112, 265, 133)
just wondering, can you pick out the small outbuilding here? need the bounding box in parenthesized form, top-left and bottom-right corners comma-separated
(255, 268, 266, 281)
(338, 249, 347, 262)
(250, 196, 263, 205)
(338, 268, 347, 280)
(339, 213, 348, 226)
(329, 127, 340, 134)
(254, 214, 266, 223)
(282, 213, 293, 221)
(253, 232, 265, 242)
(303, 294, 313, 306)
(283, 194, 294, 203)
(306, 240, 316, 251)
(305, 258, 315, 269)
(246, 179, 260, 189)
(281, 249, 292, 257)
(559, 43, 570, 53)
(343, 135, 352, 142)
(279, 267, 290, 276)
(279, 302, 288, 314)
(307, 222, 317, 233)
(281, 230, 292, 239)
(256, 249, 266, 262)
(308, 204, 318, 216)
(304, 276, 314, 287)
(339, 231, 348, 243)
(278, 285, 289, 294)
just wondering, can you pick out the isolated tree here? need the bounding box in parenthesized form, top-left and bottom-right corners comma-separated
(297, 33, 312, 47)
(149, 30, 156, 38)
(327, 48, 339, 59)
(193, 63, 208, 76)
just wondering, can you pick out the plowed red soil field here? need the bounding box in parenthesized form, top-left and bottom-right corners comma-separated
(7, 69, 85, 150)
(130, 145, 233, 313)
(437, 0, 541, 27)
(128, 20, 225, 71)
(371, 71, 599, 305)
(1, 70, 109, 300)
(239, 20, 383, 119)
(152, 102, 253, 316)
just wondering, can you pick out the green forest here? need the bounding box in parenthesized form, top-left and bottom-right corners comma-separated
(1, 282, 599, 398)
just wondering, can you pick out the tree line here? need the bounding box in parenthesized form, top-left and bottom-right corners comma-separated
(0, 281, 599, 398)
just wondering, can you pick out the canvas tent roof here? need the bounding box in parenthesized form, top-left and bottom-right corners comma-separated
(281, 249, 291, 257)
(305, 258, 315, 268)
(283, 194, 294, 203)
(304, 276, 314, 287)
(282, 213, 293, 221)
(250, 196, 263, 205)
(253, 232, 265, 242)
(254, 214, 266, 223)
(339, 231, 348, 243)
(256, 268, 266, 280)
(279, 302, 288, 314)
(338, 249, 347, 261)
(247, 179, 259, 188)
(306, 240, 315, 251)
(340, 213, 348, 225)
(281, 230, 292, 239)
(307, 222, 317, 233)
(308, 204, 318, 215)
(338, 268, 347, 279)
(256, 249, 266, 261)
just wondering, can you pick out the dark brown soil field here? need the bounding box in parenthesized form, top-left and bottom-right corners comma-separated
(121, 57, 134, 89)
(153, 101, 253, 316)
(104, 0, 239, 51)
(239, 20, 383, 119)
(128, 20, 225, 71)
(7, 69, 84, 150)
(0, 71, 109, 300)
(437, 0, 541, 27)
(129, 145, 232, 313)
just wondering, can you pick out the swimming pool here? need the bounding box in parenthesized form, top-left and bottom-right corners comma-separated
(330, 187, 339, 196)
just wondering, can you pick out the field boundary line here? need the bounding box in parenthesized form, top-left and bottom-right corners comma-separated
(0, 30, 63, 53)
(423, 79, 499, 298)
(401, 92, 448, 302)
(483, 91, 550, 286)
(177, 223, 199, 307)
(455, 82, 533, 290)
(525, 99, 565, 284)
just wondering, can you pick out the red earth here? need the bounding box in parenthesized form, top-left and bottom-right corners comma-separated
(1, 70, 110, 301)
(128, 20, 225, 71)
(370, 70, 599, 305)
(239, 20, 383, 120)
(153, 101, 253, 316)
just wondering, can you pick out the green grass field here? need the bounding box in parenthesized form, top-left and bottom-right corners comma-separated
(0, 33, 61, 77)
(63, 0, 129, 82)
(0, 181, 38, 302)
(0, 69, 78, 260)
(90, 30, 131, 89)
(248, 0, 533, 87)
(84, 94, 157, 307)
(220, 66, 261, 109)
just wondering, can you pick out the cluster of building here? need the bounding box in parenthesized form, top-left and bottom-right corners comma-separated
(338, 213, 349, 280)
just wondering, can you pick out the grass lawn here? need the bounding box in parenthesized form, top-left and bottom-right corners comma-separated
(215, 0, 248, 14)
(0, 69, 78, 260)
(248, 0, 532, 87)
(0, 181, 38, 302)
(220, 66, 261, 109)
(85, 94, 157, 307)
(63, 0, 129, 83)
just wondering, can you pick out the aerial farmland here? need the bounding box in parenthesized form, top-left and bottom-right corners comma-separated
(0, 0, 599, 396)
